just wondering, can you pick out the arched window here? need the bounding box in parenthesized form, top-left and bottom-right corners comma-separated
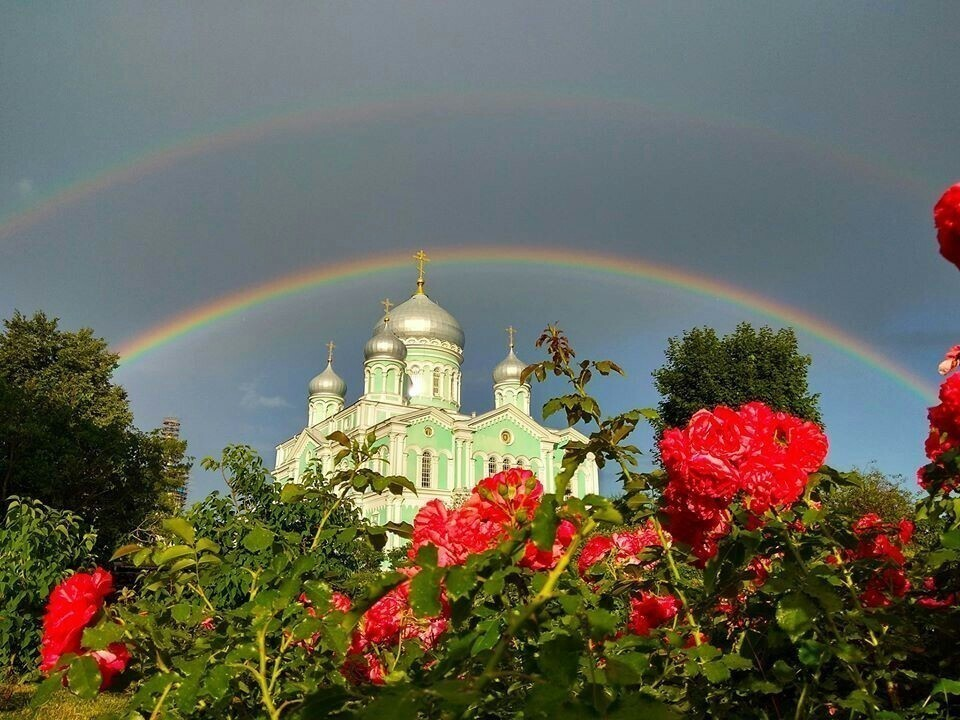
(502, 458, 511, 472)
(432, 368, 442, 397)
(421, 451, 432, 488)
(487, 457, 497, 476)
(516, 459, 524, 469)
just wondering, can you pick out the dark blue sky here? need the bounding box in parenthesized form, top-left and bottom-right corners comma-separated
(2, 2, 958, 496)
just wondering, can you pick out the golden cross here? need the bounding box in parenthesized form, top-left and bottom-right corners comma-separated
(413, 249, 430, 294)
(326, 340, 335, 363)
(506, 326, 516, 349)
(381, 298, 393, 315)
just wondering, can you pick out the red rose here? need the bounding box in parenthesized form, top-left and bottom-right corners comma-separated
(576, 521, 662, 577)
(89, 643, 131, 690)
(686, 406, 747, 461)
(627, 592, 679, 636)
(520, 519, 577, 571)
(409, 499, 501, 567)
(934, 183, 960, 269)
(464, 468, 543, 527)
(940, 345, 960, 376)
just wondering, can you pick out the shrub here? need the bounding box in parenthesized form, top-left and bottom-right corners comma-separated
(0, 498, 96, 680)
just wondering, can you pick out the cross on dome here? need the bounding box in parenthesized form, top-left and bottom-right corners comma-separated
(506, 325, 516, 350)
(381, 298, 394, 318)
(413, 249, 430, 295)
(326, 340, 335, 364)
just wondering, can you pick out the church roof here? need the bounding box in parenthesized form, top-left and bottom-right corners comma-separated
(375, 292, 465, 348)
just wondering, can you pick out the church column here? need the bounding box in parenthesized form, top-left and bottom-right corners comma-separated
(541, 441, 555, 493)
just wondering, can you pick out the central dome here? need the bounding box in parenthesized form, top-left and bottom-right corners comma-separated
(375, 293, 465, 348)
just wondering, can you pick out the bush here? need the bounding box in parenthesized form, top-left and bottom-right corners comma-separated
(30, 327, 960, 718)
(0, 498, 96, 680)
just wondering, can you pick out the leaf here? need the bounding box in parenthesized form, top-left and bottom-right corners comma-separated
(702, 660, 731, 683)
(585, 609, 618, 640)
(155, 544, 193, 565)
(327, 430, 351, 448)
(775, 592, 817, 640)
(67, 655, 102, 699)
(409, 567, 442, 616)
(162, 517, 196, 544)
(242, 526, 275, 552)
(931, 679, 960, 696)
(471, 620, 501, 655)
(531, 496, 559, 551)
(110, 543, 142, 561)
(539, 634, 582, 684)
(81, 621, 125, 648)
(280, 483, 307, 503)
(446, 565, 478, 600)
(940, 529, 960, 549)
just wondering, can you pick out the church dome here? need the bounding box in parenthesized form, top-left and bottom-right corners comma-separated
(493, 348, 528, 384)
(308, 361, 346, 397)
(364, 319, 407, 361)
(376, 293, 465, 348)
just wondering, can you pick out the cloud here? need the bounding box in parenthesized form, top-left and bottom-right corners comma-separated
(16, 178, 33, 197)
(239, 382, 291, 409)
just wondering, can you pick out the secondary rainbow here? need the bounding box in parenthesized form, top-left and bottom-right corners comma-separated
(0, 91, 936, 243)
(114, 247, 938, 402)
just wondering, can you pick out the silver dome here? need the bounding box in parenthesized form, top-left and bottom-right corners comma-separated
(375, 293, 465, 348)
(493, 348, 528, 384)
(308, 361, 346, 397)
(364, 319, 407, 361)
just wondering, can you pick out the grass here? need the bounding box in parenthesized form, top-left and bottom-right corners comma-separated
(0, 684, 129, 719)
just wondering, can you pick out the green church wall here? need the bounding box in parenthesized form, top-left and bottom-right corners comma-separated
(473, 418, 541, 460)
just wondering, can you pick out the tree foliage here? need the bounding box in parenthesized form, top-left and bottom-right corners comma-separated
(0, 311, 189, 555)
(652, 323, 821, 434)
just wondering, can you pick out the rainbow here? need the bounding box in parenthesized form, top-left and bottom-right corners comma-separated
(114, 247, 938, 402)
(0, 91, 937, 243)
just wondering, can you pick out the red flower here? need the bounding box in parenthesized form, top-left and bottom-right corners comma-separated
(520, 520, 577, 571)
(860, 568, 911, 608)
(934, 183, 960, 270)
(409, 499, 501, 567)
(39, 568, 129, 689)
(89, 644, 131, 690)
(340, 651, 386, 685)
(849, 514, 912, 567)
(659, 402, 827, 563)
(627, 592, 679, 636)
(577, 521, 662, 577)
(464, 468, 543, 527)
(940, 345, 960, 376)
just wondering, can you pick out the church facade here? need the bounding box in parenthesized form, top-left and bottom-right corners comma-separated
(273, 254, 599, 533)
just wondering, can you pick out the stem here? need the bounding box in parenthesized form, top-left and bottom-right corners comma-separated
(776, 520, 878, 717)
(149, 681, 175, 720)
(309, 484, 352, 552)
(794, 682, 809, 720)
(617, 459, 703, 646)
(477, 517, 596, 688)
(257, 627, 282, 720)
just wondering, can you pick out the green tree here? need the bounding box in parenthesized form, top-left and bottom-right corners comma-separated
(652, 322, 821, 434)
(0, 311, 188, 555)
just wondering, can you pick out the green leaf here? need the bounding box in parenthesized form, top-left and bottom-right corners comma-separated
(539, 634, 582, 684)
(162, 517, 195, 544)
(155, 544, 193, 565)
(110, 543, 142, 561)
(242, 526, 275, 552)
(446, 565, 478, 600)
(702, 660, 731, 683)
(605, 652, 650, 686)
(471, 620, 501, 655)
(531, 496, 559, 551)
(585, 609, 618, 640)
(327, 430, 351, 447)
(409, 567, 442, 616)
(776, 592, 817, 639)
(81, 621, 125, 648)
(67, 655, 102, 699)
(941, 529, 960, 549)
(280, 483, 307, 503)
(931, 679, 960, 696)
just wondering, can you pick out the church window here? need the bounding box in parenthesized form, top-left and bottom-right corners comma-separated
(487, 458, 497, 476)
(432, 368, 442, 397)
(421, 451, 433, 488)
(516, 459, 524, 469)
(424, 425, 434, 437)
(500, 430, 513, 444)
(502, 458, 511, 471)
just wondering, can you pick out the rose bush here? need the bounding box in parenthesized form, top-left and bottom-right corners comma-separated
(29, 188, 960, 717)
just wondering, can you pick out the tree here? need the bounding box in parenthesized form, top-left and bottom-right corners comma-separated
(652, 323, 821, 434)
(0, 310, 188, 555)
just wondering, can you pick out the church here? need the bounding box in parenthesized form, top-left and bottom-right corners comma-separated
(273, 251, 599, 532)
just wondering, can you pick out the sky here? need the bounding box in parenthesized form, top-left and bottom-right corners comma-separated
(1, 2, 959, 498)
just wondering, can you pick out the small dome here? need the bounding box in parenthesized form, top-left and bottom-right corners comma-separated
(377, 293, 465, 348)
(493, 348, 528, 384)
(308, 361, 346, 397)
(364, 319, 407, 361)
